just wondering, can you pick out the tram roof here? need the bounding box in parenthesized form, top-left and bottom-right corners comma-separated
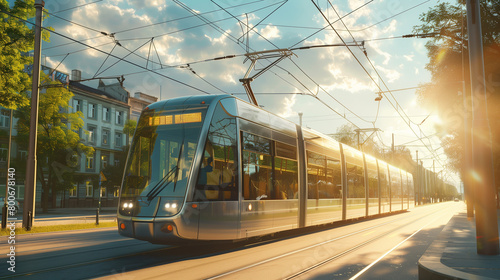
(145, 94, 234, 111)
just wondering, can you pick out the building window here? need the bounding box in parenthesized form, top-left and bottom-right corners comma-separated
(114, 159, 120, 166)
(101, 154, 108, 169)
(113, 188, 120, 197)
(103, 107, 110, 122)
(115, 132, 122, 147)
(0, 147, 7, 162)
(69, 185, 77, 197)
(86, 182, 93, 197)
(87, 126, 96, 143)
(100, 187, 106, 198)
(102, 129, 109, 145)
(86, 155, 94, 170)
(74, 99, 82, 112)
(0, 110, 10, 128)
(116, 111, 123, 125)
(88, 103, 96, 119)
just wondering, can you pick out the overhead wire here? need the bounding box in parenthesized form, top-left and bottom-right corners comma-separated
(42, 1, 271, 54)
(50, 0, 103, 14)
(0, 9, 212, 94)
(349, 0, 431, 32)
(312, 0, 444, 168)
(329, 1, 445, 166)
(114, 0, 268, 35)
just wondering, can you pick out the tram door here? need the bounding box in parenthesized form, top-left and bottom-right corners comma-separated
(194, 103, 240, 240)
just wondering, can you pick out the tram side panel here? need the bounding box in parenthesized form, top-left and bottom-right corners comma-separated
(303, 130, 342, 226)
(389, 165, 403, 212)
(194, 101, 240, 240)
(237, 104, 299, 238)
(378, 161, 391, 214)
(342, 144, 367, 220)
(365, 154, 380, 216)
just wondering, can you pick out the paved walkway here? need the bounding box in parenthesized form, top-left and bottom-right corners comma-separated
(5, 207, 117, 227)
(418, 206, 500, 280)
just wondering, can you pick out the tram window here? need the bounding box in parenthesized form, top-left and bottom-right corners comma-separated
(275, 141, 296, 159)
(194, 103, 238, 201)
(365, 156, 378, 198)
(343, 146, 365, 199)
(378, 162, 390, 201)
(121, 106, 205, 199)
(326, 158, 342, 198)
(274, 157, 298, 200)
(307, 151, 341, 199)
(241, 132, 299, 200)
(242, 132, 273, 200)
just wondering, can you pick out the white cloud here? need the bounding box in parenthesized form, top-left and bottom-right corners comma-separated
(404, 54, 414, 61)
(376, 65, 401, 83)
(277, 95, 297, 118)
(259, 24, 281, 40)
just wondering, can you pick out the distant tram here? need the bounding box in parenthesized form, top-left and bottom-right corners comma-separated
(117, 95, 414, 244)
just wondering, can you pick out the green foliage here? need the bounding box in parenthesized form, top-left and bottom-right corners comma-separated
(15, 72, 94, 211)
(0, 0, 34, 109)
(123, 119, 137, 137)
(0, 0, 52, 109)
(413, 0, 500, 189)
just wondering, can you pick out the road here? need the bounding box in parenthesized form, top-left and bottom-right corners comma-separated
(0, 202, 463, 279)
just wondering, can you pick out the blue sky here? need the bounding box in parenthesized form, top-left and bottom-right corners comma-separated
(16, 0, 459, 187)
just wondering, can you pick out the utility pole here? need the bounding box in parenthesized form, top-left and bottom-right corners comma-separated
(463, 80, 474, 217)
(466, 0, 499, 255)
(23, 0, 44, 230)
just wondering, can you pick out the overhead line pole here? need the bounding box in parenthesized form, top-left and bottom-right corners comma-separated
(23, 0, 44, 230)
(466, 0, 499, 255)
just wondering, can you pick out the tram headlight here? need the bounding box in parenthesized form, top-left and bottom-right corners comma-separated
(164, 202, 178, 210)
(119, 201, 135, 216)
(123, 202, 134, 209)
(157, 198, 182, 216)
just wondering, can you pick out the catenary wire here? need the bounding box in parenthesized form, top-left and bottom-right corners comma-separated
(313, 0, 444, 168)
(0, 9, 212, 94)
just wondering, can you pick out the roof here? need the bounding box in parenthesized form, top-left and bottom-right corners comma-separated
(69, 81, 129, 107)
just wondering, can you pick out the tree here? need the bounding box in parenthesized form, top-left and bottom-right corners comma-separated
(0, 0, 51, 109)
(15, 73, 94, 212)
(414, 0, 500, 206)
(101, 146, 128, 194)
(123, 119, 137, 138)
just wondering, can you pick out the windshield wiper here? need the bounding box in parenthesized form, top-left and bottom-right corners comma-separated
(146, 166, 178, 201)
(146, 140, 185, 201)
(172, 141, 184, 192)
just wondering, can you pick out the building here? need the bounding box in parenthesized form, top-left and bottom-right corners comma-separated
(0, 66, 157, 209)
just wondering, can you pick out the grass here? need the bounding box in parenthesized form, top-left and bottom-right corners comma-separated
(0, 221, 117, 236)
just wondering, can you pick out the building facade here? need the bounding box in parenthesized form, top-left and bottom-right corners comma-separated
(0, 67, 157, 209)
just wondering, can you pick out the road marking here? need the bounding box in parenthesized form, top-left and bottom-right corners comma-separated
(349, 210, 452, 280)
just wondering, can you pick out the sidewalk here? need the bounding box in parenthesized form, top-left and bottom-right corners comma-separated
(6, 207, 117, 227)
(418, 207, 500, 280)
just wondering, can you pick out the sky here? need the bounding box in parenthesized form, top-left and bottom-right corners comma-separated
(15, 0, 460, 188)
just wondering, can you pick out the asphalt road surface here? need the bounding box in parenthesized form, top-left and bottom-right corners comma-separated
(0, 202, 463, 279)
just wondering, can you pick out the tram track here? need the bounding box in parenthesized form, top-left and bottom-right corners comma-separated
(206, 204, 455, 280)
(1, 204, 456, 279)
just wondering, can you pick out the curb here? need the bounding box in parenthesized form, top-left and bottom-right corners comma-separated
(418, 213, 499, 280)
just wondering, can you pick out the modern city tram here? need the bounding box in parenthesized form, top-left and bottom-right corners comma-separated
(117, 94, 415, 244)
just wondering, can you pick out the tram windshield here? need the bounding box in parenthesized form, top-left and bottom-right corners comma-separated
(121, 106, 207, 199)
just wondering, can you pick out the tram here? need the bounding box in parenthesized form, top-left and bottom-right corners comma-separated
(117, 94, 414, 244)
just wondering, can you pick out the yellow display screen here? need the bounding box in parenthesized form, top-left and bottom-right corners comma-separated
(149, 112, 202, 126)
